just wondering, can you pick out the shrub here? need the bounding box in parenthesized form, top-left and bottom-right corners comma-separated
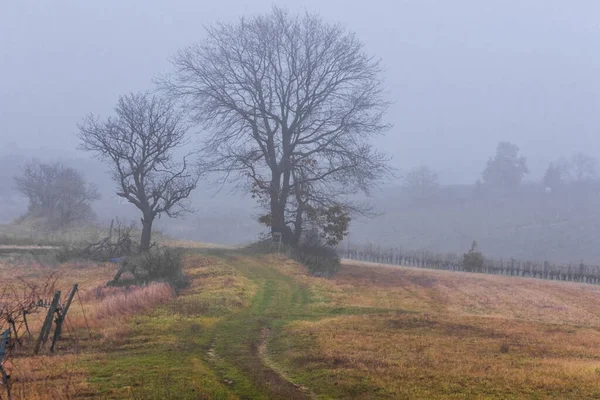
(245, 231, 341, 277)
(126, 247, 190, 291)
(463, 241, 484, 272)
(293, 229, 341, 277)
(294, 244, 340, 277)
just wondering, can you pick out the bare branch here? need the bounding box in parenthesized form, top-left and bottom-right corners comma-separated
(77, 92, 199, 251)
(160, 7, 392, 246)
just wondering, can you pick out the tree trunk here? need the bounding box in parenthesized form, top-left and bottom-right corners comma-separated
(140, 213, 154, 252)
(290, 208, 303, 248)
(270, 171, 291, 244)
(270, 160, 296, 245)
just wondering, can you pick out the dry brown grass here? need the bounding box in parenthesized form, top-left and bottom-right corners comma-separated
(7, 354, 90, 399)
(91, 283, 174, 320)
(270, 260, 600, 398)
(0, 257, 178, 398)
(6, 250, 600, 398)
(0, 252, 253, 399)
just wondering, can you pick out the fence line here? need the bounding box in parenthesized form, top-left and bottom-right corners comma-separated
(340, 245, 600, 284)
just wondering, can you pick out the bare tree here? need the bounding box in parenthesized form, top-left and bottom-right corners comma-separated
(14, 161, 99, 229)
(77, 92, 199, 251)
(161, 7, 391, 246)
(569, 152, 598, 183)
(403, 165, 440, 200)
(546, 153, 598, 188)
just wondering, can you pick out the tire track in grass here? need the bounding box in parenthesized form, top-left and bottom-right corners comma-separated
(258, 327, 316, 398)
(206, 255, 314, 399)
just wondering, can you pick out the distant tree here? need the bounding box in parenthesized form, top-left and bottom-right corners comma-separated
(542, 163, 563, 192)
(545, 153, 598, 188)
(482, 142, 528, 190)
(569, 152, 598, 183)
(161, 7, 391, 247)
(77, 92, 199, 252)
(403, 165, 440, 200)
(14, 160, 99, 229)
(462, 241, 484, 273)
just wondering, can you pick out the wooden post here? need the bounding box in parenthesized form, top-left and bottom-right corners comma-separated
(0, 328, 11, 400)
(51, 284, 78, 353)
(34, 291, 61, 355)
(23, 310, 32, 339)
(0, 329, 9, 365)
(6, 319, 20, 346)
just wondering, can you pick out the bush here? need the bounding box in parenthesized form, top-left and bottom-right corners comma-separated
(463, 241, 484, 272)
(293, 229, 341, 277)
(117, 247, 190, 291)
(294, 243, 341, 277)
(245, 231, 341, 277)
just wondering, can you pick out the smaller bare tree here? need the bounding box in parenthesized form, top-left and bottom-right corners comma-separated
(14, 161, 99, 229)
(569, 152, 598, 183)
(77, 92, 199, 251)
(403, 165, 440, 200)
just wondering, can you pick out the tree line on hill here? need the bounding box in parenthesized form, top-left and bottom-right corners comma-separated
(402, 141, 599, 201)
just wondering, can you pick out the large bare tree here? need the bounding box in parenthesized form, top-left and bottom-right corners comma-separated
(77, 92, 199, 251)
(14, 161, 100, 229)
(403, 165, 440, 200)
(569, 152, 598, 183)
(161, 7, 391, 246)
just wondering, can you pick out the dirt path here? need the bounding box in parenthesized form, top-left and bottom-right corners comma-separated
(258, 327, 315, 399)
(205, 255, 314, 400)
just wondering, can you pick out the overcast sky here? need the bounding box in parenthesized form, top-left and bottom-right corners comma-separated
(2, 0, 599, 183)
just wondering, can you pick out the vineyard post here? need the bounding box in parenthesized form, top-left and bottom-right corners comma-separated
(0, 328, 11, 400)
(34, 291, 61, 355)
(22, 310, 32, 338)
(6, 318, 20, 346)
(51, 284, 78, 353)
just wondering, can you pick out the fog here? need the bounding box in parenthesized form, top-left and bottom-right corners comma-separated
(2, 1, 600, 260)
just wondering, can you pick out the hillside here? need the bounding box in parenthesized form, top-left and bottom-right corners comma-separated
(349, 183, 600, 264)
(5, 248, 600, 398)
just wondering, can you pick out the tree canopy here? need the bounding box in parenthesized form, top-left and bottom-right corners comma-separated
(77, 92, 199, 251)
(161, 7, 391, 246)
(482, 142, 528, 190)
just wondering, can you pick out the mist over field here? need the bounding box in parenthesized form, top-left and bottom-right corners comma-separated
(2, 0, 600, 262)
(4, 3, 600, 399)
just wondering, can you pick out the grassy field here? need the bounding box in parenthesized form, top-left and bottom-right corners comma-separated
(3, 248, 600, 398)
